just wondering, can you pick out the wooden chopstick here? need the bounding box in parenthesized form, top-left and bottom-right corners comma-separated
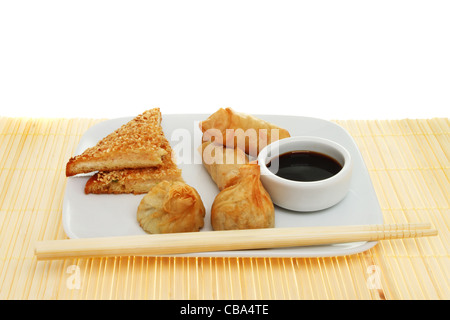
(34, 223, 437, 260)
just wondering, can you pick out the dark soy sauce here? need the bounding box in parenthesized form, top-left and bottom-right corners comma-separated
(266, 151, 343, 182)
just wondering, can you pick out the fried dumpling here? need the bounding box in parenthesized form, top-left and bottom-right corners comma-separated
(200, 107, 290, 157)
(137, 181, 205, 234)
(211, 164, 275, 231)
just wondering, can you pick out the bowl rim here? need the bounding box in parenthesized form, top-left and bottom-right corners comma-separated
(258, 135, 353, 187)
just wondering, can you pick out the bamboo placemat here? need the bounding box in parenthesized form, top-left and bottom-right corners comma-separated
(0, 117, 448, 300)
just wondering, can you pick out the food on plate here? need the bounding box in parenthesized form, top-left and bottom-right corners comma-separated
(85, 139, 182, 194)
(199, 107, 291, 157)
(66, 108, 167, 177)
(200, 141, 249, 190)
(65, 108, 184, 195)
(67, 107, 277, 234)
(85, 142, 183, 194)
(200, 115, 276, 231)
(137, 181, 205, 234)
(211, 164, 275, 230)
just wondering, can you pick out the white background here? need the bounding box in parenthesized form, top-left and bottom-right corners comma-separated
(0, 0, 449, 120)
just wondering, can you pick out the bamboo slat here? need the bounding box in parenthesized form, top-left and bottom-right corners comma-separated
(0, 116, 448, 300)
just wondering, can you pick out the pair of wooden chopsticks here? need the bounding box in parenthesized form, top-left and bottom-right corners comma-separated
(34, 223, 437, 260)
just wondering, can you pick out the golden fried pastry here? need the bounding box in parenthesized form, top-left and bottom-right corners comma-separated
(85, 140, 183, 194)
(211, 164, 275, 231)
(85, 165, 183, 195)
(137, 181, 205, 234)
(199, 107, 290, 157)
(200, 141, 249, 190)
(66, 108, 167, 176)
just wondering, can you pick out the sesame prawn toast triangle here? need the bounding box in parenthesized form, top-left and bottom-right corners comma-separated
(84, 161, 183, 195)
(84, 140, 184, 194)
(66, 108, 167, 177)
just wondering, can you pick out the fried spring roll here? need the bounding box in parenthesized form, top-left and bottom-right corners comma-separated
(200, 107, 290, 157)
(200, 141, 249, 190)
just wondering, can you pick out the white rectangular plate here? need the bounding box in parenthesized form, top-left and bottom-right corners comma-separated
(63, 114, 383, 257)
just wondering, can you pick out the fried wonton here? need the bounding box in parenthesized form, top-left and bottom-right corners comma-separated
(137, 181, 205, 234)
(211, 164, 275, 231)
